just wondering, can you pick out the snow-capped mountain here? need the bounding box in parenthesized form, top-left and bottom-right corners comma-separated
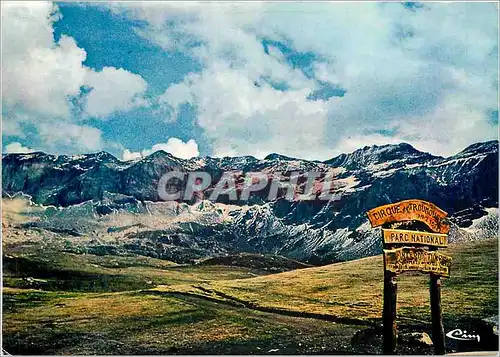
(2, 140, 498, 264)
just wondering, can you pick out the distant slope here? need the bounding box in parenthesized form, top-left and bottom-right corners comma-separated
(197, 253, 312, 273)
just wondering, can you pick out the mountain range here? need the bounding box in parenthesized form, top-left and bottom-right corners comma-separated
(2, 140, 498, 264)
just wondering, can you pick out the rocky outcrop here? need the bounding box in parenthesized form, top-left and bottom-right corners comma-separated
(2, 140, 498, 263)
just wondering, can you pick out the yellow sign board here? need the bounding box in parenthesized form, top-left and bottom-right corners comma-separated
(383, 228, 448, 247)
(384, 247, 452, 277)
(367, 199, 450, 234)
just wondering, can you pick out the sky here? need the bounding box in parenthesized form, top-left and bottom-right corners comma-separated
(1, 1, 498, 161)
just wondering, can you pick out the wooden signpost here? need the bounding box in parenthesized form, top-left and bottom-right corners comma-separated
(367, 199, 452, 355)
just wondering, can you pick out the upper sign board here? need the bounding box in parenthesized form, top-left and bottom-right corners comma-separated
(367, 199, 450, 234)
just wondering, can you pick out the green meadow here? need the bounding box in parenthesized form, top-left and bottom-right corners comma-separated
(3, 238, 497, 354)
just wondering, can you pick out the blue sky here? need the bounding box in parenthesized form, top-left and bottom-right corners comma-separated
(2, 2, 498, 160)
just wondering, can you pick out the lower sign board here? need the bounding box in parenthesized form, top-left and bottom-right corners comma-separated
(384, 247, 452, 277)
(383, 228, 448, 247)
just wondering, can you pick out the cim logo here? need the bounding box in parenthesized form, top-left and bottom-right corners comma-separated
(446, 329, 481, 343)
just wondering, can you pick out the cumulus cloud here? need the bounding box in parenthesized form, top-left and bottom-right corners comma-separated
(159, 62, 328, 160)
(2, 2, 87, 118)
(122, 138, 200, 161)
(122, 149, 143, 161)
(117, 2, 498, 159)
(83, 67, 148, 118)
(3, 2, 498, 159)
(4, 142, 34, 154)
(2, 1, 148, 153)
(36, 122, 104, 152)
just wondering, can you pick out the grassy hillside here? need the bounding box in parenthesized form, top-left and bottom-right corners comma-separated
(184, 238, 498, 325)
(3, 238, 498, 354)
(3, 248, 274, 292)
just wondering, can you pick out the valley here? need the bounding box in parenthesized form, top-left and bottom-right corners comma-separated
(2, 238, 498, 355)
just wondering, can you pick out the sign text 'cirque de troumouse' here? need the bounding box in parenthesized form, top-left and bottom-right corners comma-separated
(366, 199, 450, 234)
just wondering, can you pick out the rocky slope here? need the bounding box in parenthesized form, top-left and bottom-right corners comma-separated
(2, 140, 498, 264)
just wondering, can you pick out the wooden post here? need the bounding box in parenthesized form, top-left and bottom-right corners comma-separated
(383, 243, 398, 354)
(430, 273, 445, 354)
(429, 244, 446, 355)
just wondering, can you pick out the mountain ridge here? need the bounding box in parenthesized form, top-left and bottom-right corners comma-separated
(3, 139, 497, 167)
(2, 139, 498, 265)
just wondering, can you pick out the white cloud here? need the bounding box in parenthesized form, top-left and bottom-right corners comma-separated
(4, 142, 34, 154)
(122, 149, 143, 161)
(141, 4, 327, 160)
(118, 2, 498, 159)
(2, 112, 28, 137)
(160, 61, 329, 160)
(122, 138, 199, 161)
(390, 97, 495, 157)
(256, 3, 498, 157)
(158, 79, 195, 119)
(2, 2, 87, 118)
(36, 122, 104, 152)
(266, 45, 285, 62)
(2, 2, 149, 153)
(123, 2, 314, 92)
(148, 139, 199, 159)
(332, 134, 407, 157)
(83, 67, 148, 118)
(3, 2, 497, 158)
